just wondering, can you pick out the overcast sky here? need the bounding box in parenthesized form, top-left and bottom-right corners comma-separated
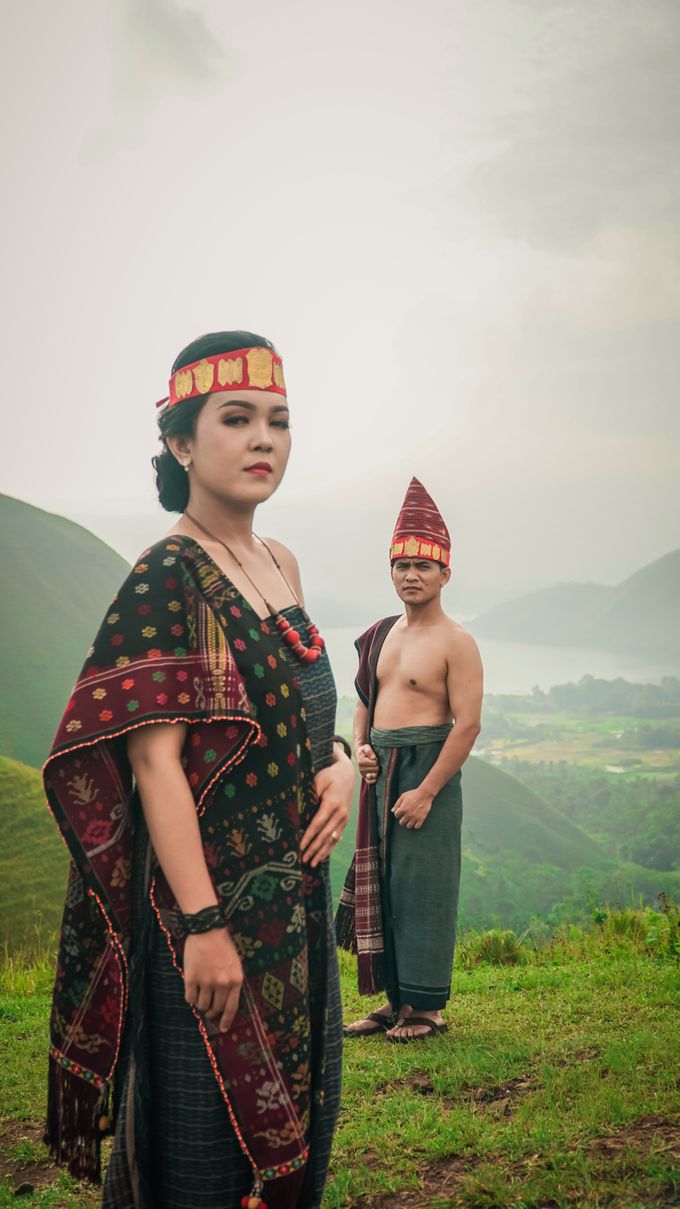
(2, 0, 678, 620)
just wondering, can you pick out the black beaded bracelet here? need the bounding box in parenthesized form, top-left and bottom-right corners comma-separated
(180, 904, 226, 934)
(333, 734, 353, 761)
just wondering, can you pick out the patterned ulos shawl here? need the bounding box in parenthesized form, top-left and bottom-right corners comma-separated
(335, 616, 398, 993)
(43, 536, 330, 1205)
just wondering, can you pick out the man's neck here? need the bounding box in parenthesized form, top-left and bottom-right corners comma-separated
(403, 598, 445, 627)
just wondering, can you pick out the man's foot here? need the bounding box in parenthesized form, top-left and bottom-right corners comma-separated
(343, 1004, 396, 1036)
(386, 1011, 448, 1042)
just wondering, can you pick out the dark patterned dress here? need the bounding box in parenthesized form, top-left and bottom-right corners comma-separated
(44, 537, 342, 1209)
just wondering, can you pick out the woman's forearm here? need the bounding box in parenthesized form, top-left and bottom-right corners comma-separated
(134, 757, 219, 915)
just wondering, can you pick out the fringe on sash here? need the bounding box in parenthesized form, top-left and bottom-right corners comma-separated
(334, 856, 357, 953)
(45, 1054, 108, 1183)
(334, 854, 387, 995)
(357, 951, 386, 997)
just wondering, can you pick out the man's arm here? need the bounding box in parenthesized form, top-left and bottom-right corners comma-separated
(353, 700, 369, 754)
(392, 630, 483, 829)
(354, 699, 379, 781)
(419, 631, 483, 798)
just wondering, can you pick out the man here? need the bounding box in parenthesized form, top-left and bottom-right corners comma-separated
(336, 477, 483, 1041)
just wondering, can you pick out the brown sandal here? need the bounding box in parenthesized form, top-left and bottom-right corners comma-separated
(343, 1010, 395, 1037)
(387, 1015, 449, 1043)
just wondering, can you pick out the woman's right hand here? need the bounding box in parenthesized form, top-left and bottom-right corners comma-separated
(183, 929, 244, 1033)
(356, 743, 380, 784)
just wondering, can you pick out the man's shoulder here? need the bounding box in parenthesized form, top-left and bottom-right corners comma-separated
(357, 615, 401, 644)
(441, 616, 482, 660)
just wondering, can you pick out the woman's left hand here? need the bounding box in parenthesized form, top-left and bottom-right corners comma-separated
(301, 752, 354, 867)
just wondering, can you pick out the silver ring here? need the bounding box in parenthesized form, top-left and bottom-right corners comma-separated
(331, 830, 340, 843)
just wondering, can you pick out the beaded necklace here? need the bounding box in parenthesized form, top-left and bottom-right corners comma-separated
(183, 512, 326, 664)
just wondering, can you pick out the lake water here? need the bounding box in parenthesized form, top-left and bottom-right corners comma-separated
(323, 627, 679, 699)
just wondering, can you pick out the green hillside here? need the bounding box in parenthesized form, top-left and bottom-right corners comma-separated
(328, 755, 678, 932)
(458, 756, 601, 868)
(471, 547, 680, 656)
(0, 757, 69, 952)
(4, 750, 677, 954)
(0, 494, 129, 767)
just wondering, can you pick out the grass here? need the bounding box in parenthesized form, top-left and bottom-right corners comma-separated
(1, 911, 679, 1207)
(0, 758, 69, 955)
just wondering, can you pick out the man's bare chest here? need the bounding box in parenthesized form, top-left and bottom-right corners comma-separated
(376, 628, 447, 696)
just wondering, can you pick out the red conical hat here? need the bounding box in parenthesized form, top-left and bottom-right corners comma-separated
(390, 477, 451, 567)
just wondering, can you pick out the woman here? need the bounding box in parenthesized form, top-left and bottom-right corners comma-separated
(43, 331, 352, 1209)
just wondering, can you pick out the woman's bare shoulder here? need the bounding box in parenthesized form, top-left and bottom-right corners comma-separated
(261, 537, 303, 592)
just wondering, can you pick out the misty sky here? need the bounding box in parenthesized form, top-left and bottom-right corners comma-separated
(2, 0, 679, 621)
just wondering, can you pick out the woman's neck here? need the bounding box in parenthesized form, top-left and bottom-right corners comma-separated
(178, 488, 257, 551)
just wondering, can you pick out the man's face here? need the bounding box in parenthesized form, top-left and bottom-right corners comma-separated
(390, 558, 449, 605)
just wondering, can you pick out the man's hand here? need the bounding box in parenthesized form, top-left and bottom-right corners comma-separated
(301, 754, 354, 867)
(356, 743, 380, 784)
(392, 787, 434, 830)
(184, 929, 244, 1033)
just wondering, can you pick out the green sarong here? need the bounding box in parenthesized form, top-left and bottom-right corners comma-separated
(371, 724, 462, 1011)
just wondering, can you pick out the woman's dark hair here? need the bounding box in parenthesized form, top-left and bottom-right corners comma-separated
(153, 330, 276, 512)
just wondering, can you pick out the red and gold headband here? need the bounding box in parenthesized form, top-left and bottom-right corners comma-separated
(390, 536, 451, 567)
(156, 347, 286, 410)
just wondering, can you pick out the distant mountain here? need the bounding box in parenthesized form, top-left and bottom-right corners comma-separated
(470, 548, 680, 656)
(0, 494, 129, 767)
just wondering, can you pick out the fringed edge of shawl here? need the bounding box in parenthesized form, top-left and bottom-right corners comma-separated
(334, 899, 357, 953)
(357, 951, 386, 997)
(45, 1053, 107, 1184)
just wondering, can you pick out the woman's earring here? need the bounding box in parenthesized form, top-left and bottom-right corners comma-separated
(183, 460, 191, 472)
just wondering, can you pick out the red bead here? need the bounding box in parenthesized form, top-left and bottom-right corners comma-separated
(283, 629, 300, 645)
(311, 635, 325, 649)
(276, 617, 291, 631)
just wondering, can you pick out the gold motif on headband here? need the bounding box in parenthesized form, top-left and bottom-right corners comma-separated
(404, 537, 420, 557)
(193, 359, 215, 395)
(246, 347, 274, 390)
(432, 544, 441, 561)
(420, 542, 432, 557)
(175, 369, 193, 400)
(392, 541, 404, 556)
(218, 356, 244, 387)
(273, 361, 285, 390)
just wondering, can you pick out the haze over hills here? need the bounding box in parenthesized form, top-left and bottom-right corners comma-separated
(0, 494, 129, 767)
(470, 548, 680, 657)
(4, 753, 676, 953)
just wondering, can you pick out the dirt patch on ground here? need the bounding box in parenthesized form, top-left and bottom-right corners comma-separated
(381, 1071, 438, 1097)
(379, 1067, 537, 1115)
(0, 1119, 56, 1195)
(380, 1048, 603, 1119)
(349, 1115, 680, 1208)
(588, 1113, 680, 1162)
(350, 1152, 478, 1209)
(550, 1046, 600, 1068)
(466, 1071, 536, 1115)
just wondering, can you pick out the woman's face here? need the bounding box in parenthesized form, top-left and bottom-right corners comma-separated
(171, 389, 291, 507)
